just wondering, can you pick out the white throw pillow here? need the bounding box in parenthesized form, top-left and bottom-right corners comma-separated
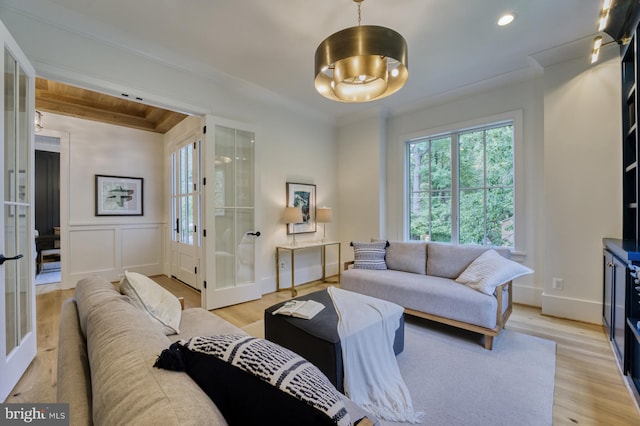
(455, 249, 533, 296)
(119, 271, 181, 335)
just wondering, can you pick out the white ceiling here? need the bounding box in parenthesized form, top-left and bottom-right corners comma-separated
(2, 0, 608, 121)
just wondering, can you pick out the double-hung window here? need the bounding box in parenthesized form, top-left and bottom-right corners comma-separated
(406, 120, 515, 247)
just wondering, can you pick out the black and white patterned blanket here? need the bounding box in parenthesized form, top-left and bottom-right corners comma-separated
(182, 334, 351, 426)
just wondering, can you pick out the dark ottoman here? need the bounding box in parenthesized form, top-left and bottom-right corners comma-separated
(264, 289, 404, 393)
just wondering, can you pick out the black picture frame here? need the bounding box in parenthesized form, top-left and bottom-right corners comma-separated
(286, 182, 316, 234)
(95, 175, 144, 216)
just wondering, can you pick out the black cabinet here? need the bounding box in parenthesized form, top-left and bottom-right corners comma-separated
(604, 251, 614, 335)
(615, 259, 629, 365)
(607, 9, 640, 403)
(622, 33, 639, 241)
(604, 239, 640, 402)
(628, 259, 640, 396)
(604, 248, 628, 367)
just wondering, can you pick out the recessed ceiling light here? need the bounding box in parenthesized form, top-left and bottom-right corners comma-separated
(498, 13, 515, 26)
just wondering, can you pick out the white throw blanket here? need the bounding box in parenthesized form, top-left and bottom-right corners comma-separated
(327, 286, 422, 423)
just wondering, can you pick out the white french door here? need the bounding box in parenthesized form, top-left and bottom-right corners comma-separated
(0, 19, 36, 402)
(170, 135, 200, 289)
(202, 116, 261, 309)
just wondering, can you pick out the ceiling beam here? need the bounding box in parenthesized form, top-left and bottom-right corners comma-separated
(35, 77, 188, 134)
(36, 98, 157, 132)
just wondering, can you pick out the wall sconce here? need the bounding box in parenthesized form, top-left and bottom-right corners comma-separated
(283, 206, 303, 246)
(316, 207, 333, 242)
(591, 36, 603, 63)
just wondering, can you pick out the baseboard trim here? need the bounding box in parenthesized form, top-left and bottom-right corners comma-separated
(541, 292, 602, 324)
(513, 283, 543, 307)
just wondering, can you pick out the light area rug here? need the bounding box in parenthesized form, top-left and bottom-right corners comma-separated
(245, 316, 556, 426)
(387, 316, 556, 426)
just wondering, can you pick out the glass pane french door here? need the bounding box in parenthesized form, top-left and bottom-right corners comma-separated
(171, 138, 200, 289)
(203, 118, 261, 310)
(214, 125, 256, 289)
(1, 18, 36, 402)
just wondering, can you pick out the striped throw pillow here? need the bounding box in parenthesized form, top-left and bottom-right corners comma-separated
(351, 241, 387, 270)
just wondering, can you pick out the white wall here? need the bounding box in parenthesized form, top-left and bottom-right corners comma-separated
(338, 56, 621, 324)
(1, 8, 340, 293)
(42, 113, 165, 288)
(337, 115, 386, 260)
(541, 56, 622, 322)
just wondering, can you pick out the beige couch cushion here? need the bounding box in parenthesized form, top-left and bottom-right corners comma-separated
(168, 307, 246, 343)
(85, 294, 227, 426)
(74, 276, 128, 337)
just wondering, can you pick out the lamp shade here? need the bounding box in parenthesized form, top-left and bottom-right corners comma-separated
(283, 207, 303, 224)
(316, 207, 333, 223)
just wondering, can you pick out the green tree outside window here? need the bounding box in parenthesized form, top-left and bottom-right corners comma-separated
(407, 122, 514, 247)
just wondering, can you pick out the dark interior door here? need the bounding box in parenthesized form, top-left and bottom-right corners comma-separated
(35, 150, 60, 236)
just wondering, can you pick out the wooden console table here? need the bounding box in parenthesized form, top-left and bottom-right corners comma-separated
(275, 241, 341, 297)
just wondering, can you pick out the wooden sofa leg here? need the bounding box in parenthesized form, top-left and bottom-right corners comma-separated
(484, 335, 494, 350)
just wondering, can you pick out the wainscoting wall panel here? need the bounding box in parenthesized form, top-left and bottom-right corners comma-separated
(66, 223, 164, 286)
(68, 228, 116, 274)
(121, 225, 163, 270)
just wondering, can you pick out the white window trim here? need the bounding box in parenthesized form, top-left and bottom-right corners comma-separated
(400, 109, 525, 258)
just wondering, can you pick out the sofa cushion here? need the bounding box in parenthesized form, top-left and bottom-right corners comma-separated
(85, 294, 227, 426)
(351, 241, 388, 270)
(166, 334, 352, 426)
(119, 271, 182, 335)
(426, 243, 510, 279)
(385, 241, 427, 274)
(456, 249, 533, 295)
(342, 269, 501, 329)
(74, 276, 128, 338)
(168, 307, 246, 343)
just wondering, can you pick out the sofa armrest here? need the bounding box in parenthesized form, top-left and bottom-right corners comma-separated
(57, 298, 92, 425)
(344, 260, 354, 271)
(495, 281, 513, 328)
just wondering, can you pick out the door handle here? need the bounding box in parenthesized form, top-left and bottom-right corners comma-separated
(246, 231, 261, 237)
(0, 254, 23, 265)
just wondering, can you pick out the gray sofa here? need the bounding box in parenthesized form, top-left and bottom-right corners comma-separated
(342, 241, 513, 350)
(57, 276, 375, 425)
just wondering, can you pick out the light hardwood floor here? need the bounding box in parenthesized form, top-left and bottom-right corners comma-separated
(6, 276, 640, 425)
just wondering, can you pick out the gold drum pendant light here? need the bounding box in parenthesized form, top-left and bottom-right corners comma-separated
(314, 0, 408, 103)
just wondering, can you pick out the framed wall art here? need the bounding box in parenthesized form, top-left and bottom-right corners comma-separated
(95, 175, 143, 216)
(286, 182, 316, 234)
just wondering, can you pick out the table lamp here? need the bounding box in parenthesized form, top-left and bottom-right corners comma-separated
(316, 207, 333, 242)
(283, 206, 303, 246)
